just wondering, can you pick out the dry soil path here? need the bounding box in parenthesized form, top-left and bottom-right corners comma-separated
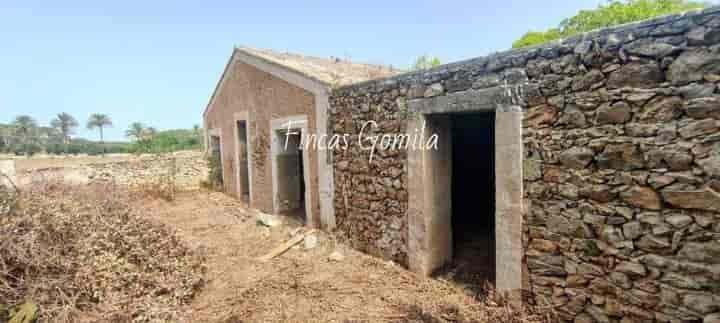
(143, 191, 542, 323)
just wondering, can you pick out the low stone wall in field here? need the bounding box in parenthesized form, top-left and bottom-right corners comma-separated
(16, 151, 209, 191)
(0, 160, 15, 188)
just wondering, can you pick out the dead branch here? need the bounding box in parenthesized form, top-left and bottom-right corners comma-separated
(0, 170, 18, 194)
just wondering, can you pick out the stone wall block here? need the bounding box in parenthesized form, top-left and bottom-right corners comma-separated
(328, 8, 720, 322)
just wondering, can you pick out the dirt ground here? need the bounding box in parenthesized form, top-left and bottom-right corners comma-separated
(142, 191, 553, 323)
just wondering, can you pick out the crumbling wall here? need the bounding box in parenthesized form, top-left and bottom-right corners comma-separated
(330, 7, 720, 322)
(0, 160, 15, 187)
(17, 152, 208, 190)
(0, 160, 17, 217)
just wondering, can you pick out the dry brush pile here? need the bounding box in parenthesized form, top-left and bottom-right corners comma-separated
(0, 182, 205, 322)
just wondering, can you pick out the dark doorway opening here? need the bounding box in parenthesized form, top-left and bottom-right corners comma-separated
(276, 129, 306, 223)
(298, 143, 305, 219)
(209, 135, 224, 190)
(447, 111, 496, 293)
(236, 121, 250, 202)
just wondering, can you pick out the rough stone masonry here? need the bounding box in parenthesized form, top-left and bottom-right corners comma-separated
(15, 152, 208, 191)
(330, 7, 720, 323)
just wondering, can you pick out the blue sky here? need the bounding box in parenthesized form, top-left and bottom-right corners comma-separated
(1, 0, 707, 141)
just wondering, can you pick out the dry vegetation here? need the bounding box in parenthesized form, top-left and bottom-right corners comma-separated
(1, 178, 555, 322)
(0, 182, 204, 322)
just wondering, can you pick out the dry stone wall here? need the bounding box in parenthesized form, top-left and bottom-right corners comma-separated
(329, 103, 409, 264)
(330, 7, 720, 322)
(16, 152, 208, 191)
(0, 160, 15, 188)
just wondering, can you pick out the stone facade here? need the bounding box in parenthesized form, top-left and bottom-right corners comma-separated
(16, 152, 208, 191)
(330, 7, 720, 322)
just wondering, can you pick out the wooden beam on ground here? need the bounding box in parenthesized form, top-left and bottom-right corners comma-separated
(257, 229, 317, 262)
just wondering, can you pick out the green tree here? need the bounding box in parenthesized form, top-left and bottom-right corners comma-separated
(192, 124, 203, 149)
(412, 55, 442, 70)
(512, 0, 705, 48)
(50, 112, 78, 145)
(86, 114, 112, 154)
(511, 29, 563, 49)
(12, 115, 37, 157)
(125, 122, 146, 142)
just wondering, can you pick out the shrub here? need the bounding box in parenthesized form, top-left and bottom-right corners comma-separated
(12, 143, 42, 156)
(0, 183, 205, 322)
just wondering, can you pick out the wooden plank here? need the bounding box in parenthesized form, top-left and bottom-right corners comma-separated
(257, 229, 316, 262)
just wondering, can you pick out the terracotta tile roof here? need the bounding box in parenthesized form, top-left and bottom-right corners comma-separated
(237, 46, 403, 86)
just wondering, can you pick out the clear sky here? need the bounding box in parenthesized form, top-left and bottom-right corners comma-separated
(2, 0, 700, 141)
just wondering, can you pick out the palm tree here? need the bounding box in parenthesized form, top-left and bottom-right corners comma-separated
(12, 115, 37, 157)
(142, 127, 157, 141)
(86, 114, 112, 155)
(50, 112, 78, 144)
(86, 114, 112, 142)
(125, 122, 145, 142)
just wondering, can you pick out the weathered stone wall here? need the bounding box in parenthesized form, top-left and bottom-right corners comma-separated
(330, 7, 720, 322)
(0, 160, 15, 188)
(16, 151, 208, 191)
(329, 96, 409, 264)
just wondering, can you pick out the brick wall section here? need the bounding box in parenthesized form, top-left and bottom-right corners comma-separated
(330, 7, 720, 322)
(204, 60, 320, 218)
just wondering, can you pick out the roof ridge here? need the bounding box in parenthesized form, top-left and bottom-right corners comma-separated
(237, 46, 398, 70)
(235, 46, 402, 87)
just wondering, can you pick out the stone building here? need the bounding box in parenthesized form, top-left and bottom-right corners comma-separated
(205, 7, 720, 322)
(203, 47, 399, 227)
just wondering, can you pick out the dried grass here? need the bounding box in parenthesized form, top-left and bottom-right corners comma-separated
(227, 258, 557, 323)
(134, 180, 176, 202)
(0, 181, 205, 322)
